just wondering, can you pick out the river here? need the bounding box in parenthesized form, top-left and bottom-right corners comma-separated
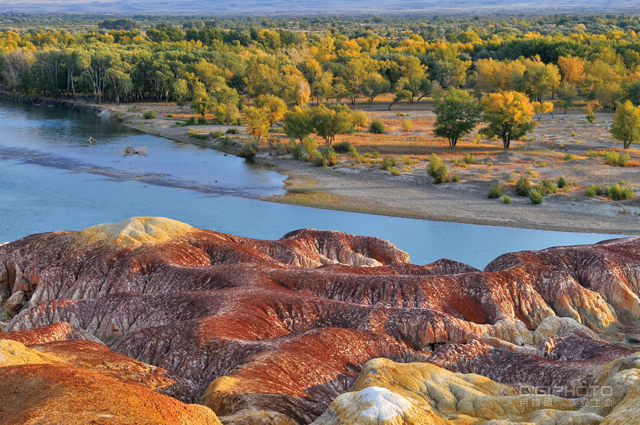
(0, 101, 624, 269)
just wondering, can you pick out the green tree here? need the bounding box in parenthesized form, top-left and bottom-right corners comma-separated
(362, 73, 390, 103)
(190, 84, 216, 119)
(481, 91, 536, 149)
(172, 79, 189, 111)
(283, 106, 314, 144)
(433, 88, 482, 148)
(388, 89, 412, 111)
(310, 105, 352, 147)
(610, 100, 640, 149)
(557, 83, 577, 114)
(625, 80, 640, 107)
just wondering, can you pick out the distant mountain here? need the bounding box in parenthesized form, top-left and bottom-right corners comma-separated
(0, 0, 635, 15)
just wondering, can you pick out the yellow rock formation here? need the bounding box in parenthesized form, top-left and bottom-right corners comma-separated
(77, 216, 194, 248)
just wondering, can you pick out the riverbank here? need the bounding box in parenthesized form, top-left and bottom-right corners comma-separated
(4, 94, 639, 235)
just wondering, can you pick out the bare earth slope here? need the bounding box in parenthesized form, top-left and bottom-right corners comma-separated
(2, 217, 640, 424)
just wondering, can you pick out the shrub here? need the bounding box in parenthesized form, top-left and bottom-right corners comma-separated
(487, 161, 493, 167)
(391, 167, 401, 176)
(536, 179, 558, 195)
(143, 110, 157, 119)
(323, 146, 338, 166)
(197, 117, 207, 125)
(128, 105, 142, 112)
(226, 128, 240, 134)
(488, 185, 502, 198)
(557, 176, 569, 189)
(620, 180, 627, 185)
(571, 131, 576, 137)
(333, 141, 353, 153)
(427, 154, 449, 183)
(605, 184, 634, 201)
(529, 189, 543, 204)
(515, 177, 532, 196)
(585, 184, 603, 197)
(526, 169, 537, 178)
(111, 111, 126, 122)
(239, 142, 258, 160)
(381, 158, 398, 171)
(210, 131, 224, 138)
(289, 140, 305, 160)
(538, 161, 547, 167)
(351, 110, 369, 128)
(602, 151, 629, 166)
(463, 153, 476, 164)
(401, 119, 413, 131)
(452, 174, 460, 182)
(502, 195, 512, 204)
(373, 151, 380, 159)
(563, 154, 575, 161)
(369, 119, 386, 134)
(185, 116, 197, 125)
(507, 174, 516, 183)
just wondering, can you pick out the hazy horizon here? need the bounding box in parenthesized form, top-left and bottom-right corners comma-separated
(0, 0, 637, 15)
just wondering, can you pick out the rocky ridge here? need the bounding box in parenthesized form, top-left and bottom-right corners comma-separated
(1, 217, 640, 424)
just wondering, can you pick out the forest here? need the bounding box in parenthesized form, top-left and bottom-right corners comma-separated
(2, 13, 640, 149)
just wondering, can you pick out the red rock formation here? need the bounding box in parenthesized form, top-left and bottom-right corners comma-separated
(1, 218, 640, 424)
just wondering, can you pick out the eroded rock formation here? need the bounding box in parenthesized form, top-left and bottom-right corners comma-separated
(1, 217, 640, 424)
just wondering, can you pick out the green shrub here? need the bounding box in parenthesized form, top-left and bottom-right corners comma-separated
(605, 184, 634, 200)
(515, 177, 532, 196)
(210, 131, 224, 138)
(557, 176, 569, 189)
(373, 151, 380, 159)
(502, 195, 512, 204)
(369, 119, 386, 134)
(351, 110, 369, 128)
(226, 128, 240, 134)
(536, 179, 558, 195)
(563, 154, 575, 161)
(507, 174, 516, 183)
(239, 142, 258, 160)
(571, 131, 577, 137)
(288, 140, 305, 160)
(603, 151, 630, 167)
(333, 141, 353, 153)
(620, 180, 627, 185)
(319, 146, 338, 166)
(197, 117, 207, 125)
(452, 174, 460, 182)
(185, 116, 197, 125)
(529, 189, 543, 204)
(488, 185, 502, 198)
(111, 111, 126, 122)
(143, 110, 157, 119)
(487, 161, 493, 167)
(391, 167, 401, 176)
(401, 119, 413, 131)
(463, 153, 476, 164)
(427, 154, 449, 183)
(381, 157, 398, 171)
(585, 184, 603, 197)
(538, 161, 547, 167)
(128, 105, 142, 112)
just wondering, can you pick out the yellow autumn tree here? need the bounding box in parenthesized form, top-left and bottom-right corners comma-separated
(480, 91, 536, 149)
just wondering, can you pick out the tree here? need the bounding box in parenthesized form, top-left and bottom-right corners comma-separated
(362, 73, 390, 103)
(388, 89, 412, 111)
(557, 55, 585, 87)
(521, 57, 561, 102)
(557, 83, 577, 113)
(341, 58, 369, 104)
(433, 88, 482, 148)
(254, 94, 287, 127)
(611, 100, 640, 149)
(283, 107, 314, 143)
(172, 79, 188, 111)
(481, 91, 536, 149)
(532, 101, 554, 121)
(190, 84, 216, 119)
(243, 106, 271, 144)
(310, 105, 352, 146)
(625, 80, 640, 106)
